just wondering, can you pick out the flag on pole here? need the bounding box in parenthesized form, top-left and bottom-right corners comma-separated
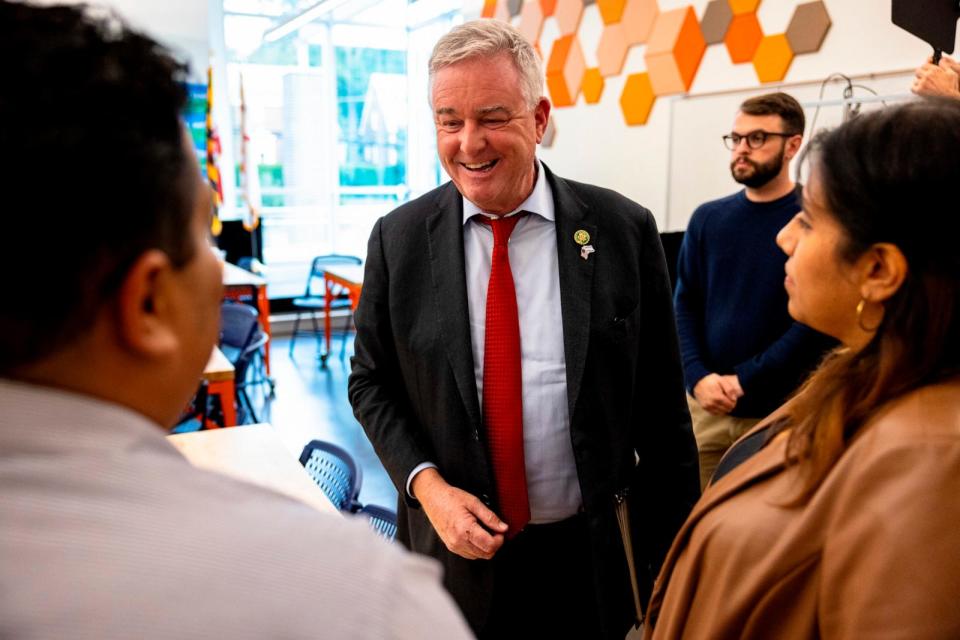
(206, 64, 223, 237)
(239, 73, 261, 233)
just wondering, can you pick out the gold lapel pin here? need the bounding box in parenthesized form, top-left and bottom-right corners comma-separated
(574, 229, 590, 246)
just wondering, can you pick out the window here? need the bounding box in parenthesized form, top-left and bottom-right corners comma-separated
(217, 0, 461, 300)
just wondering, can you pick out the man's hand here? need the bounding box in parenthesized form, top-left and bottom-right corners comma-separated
(693, 373, 743, 415)
(912, 56, 960, 99)
(411, 468, 507, 560)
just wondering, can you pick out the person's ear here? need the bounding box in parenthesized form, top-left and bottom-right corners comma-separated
(534, 97, 551, 143)
(785, 134, 803, 161)
(858, 242, 909, 304)
(114, 250, 179, 358)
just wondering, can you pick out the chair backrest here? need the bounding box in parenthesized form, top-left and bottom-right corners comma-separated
(298, 439, 363, 512)
(304, 254, 362, 297)
(219, 302, 260, 354)
(359, 503, 398, 541)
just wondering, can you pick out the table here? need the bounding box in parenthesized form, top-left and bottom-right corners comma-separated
(167, 423, 338, 514)
(203, 346, 236, 427)
(223, 262, 272, 372)
(321, 264, 364, 366)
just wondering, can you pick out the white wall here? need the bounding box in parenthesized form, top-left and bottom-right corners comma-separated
(506, 0, 951, 231)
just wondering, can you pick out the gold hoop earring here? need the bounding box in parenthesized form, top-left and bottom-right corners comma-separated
(856, 298, 882, 333)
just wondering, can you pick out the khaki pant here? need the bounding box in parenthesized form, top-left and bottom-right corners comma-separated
(686, 394, 761, 490)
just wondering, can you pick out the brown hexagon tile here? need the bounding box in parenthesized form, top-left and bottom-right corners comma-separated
(597, 0, 626, 24)
(597, 23, 629, 76)
(518, 0, 545, 46)
(555, 0, 585, 35)
(724, 12, 762, 63)
(541, 116, 558, 147)
(727, 0, 760, 15)
(786, 0, 832, 54)
(539, 0, 558, 16)
(700, 0, 732, 44)
(506, 0, 523, 17)
(620, 72, 656, 125)
(621, 0, 658, 45)
(582, 67, 604, 103)
(753, 33, 794, 82)
(644, 6, 706, 95)
(546, 34, 586, 106)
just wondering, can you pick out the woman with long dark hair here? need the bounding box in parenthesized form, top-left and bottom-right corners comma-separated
(644, 98, 960, 639)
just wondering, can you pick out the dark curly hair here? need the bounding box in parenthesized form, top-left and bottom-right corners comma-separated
(0, 1, 194, 371)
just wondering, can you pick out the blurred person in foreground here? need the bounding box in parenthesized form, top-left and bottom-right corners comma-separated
(0, 3, 471, 638)
(644, 98, 960, 638)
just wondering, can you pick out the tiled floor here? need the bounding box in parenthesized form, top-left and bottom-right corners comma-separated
(244, 334, 398, 511)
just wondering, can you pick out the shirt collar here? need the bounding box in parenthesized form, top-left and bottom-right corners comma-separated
(461, 159, 554, 225)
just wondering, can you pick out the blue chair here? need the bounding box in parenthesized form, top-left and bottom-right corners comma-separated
(288, 255, 362, 360)
(298, 440, 363, 513)
(219, 302, 267, 424)
(359, 503, 398, 541)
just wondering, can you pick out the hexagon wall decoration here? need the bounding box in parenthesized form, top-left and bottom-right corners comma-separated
(724, 12, 763, 64)
(786, 0, 832, 54)
(546, 34, 587, 106)
(475, 0, 831, 127)
(644, 6, 706, 95)
(753, 33, 794, 82)
(620, 72, 656, 125)
(621, 0, 658, 45)
(700, 0, 732, 44)
(581, 67, 605, 103)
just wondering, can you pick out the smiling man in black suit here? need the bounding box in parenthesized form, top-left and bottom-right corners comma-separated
(349, 18, 699, 639)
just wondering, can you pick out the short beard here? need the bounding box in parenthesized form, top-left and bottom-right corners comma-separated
(730, 146, 785, 189)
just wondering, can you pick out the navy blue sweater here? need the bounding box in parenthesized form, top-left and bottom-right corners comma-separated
(673, 188, 835, 417)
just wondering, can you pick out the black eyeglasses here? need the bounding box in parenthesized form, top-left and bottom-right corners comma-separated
(722, 130, 797, 150)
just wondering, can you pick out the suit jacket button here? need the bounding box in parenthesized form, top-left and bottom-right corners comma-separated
(481, 494, 491, 505)
(472, 429, 480, 441)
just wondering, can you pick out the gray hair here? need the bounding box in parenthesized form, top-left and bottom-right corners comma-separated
(429, 19, 544, 110)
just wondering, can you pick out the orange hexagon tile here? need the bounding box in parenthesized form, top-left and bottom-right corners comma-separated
(786, 0, 831, 54)
(644, 6, 706, 95)
(724, 12, 762, 64)
(620, 72, 656, 125)
(700, 0, 732, 44)
(753, 33, 794, 82)
(621, 0, 658, 45)
(597, 23, 629, 76)
(727, 0, 760, 15)
(539, 0, 558, 17)
(546, 34, 586, 107)
(582, 67, 604, 103)
(597, 0, 627, 24)
(555, 0, 585, 35)
(518, 0, 545, 45)
(481, 0, 498, 18)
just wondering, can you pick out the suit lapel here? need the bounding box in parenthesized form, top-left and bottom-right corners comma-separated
(425, 183, 482, 431)
(545, 166, 596, 421)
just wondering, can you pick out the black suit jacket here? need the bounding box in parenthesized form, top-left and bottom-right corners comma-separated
(348, 165, 700, 638)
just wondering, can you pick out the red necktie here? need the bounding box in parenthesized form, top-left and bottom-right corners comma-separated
(477, 213, 530, 537)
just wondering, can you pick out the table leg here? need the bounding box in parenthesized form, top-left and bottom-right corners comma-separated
(208, 379, 237, 427)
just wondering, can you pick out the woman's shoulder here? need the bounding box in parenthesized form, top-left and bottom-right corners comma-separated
(855, 376, 960, 447)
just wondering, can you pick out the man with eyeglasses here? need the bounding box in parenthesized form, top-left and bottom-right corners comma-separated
(673, 92, 835, 490)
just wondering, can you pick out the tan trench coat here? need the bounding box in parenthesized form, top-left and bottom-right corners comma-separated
(645, 378, 960, 639)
